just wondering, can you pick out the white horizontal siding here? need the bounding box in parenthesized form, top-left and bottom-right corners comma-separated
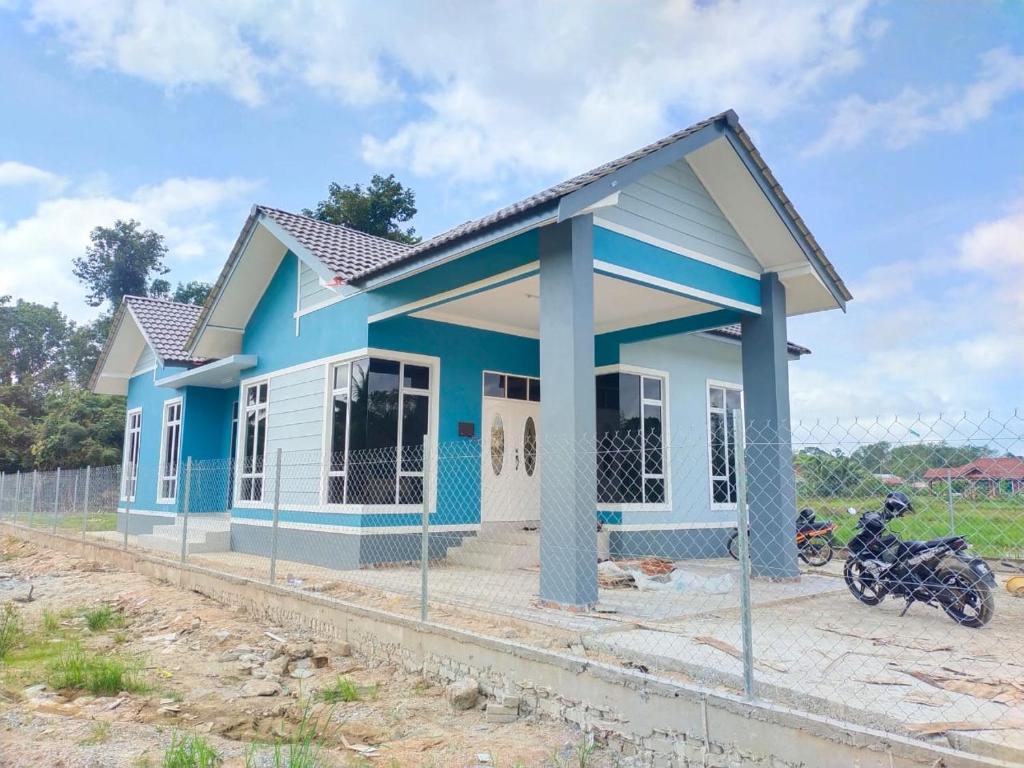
(600, 158, 760, 273)
(265, 364, 325, 506)
(133, 346, 156, 375)
(298, 261, 338, 311)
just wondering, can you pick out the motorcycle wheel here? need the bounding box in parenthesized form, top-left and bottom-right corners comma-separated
(844, 559, 884, 605)
(726, 531, 740, 561)
(939, 561, 995, 628)
(799, 538, 834, 567)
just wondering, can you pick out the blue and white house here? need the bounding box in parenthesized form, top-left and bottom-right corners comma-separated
(90, 111, 850, 608)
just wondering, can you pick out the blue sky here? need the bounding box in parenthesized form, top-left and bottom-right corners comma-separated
(0, 1, 1021, 420)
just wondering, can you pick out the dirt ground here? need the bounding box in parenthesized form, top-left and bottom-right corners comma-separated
(0, 536, 617, 768)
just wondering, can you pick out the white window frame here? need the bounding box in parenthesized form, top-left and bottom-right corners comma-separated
(321, 355, 435, 507)
(481, 370, 541, 402)
(156, 397, 184, 504)
(595, 363, 671, 513)
(122, 408, 142, 502)
(707, 379, 744, 511)
(237, 379, 270, 504)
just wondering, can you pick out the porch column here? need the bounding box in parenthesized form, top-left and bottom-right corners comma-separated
(538, 215, 598, 609)
(740, 273, 799, 580)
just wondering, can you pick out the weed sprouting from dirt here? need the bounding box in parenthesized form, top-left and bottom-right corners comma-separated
(162, 732, 222, 768)
(41, 609, 60, 635)
(80, 720, 112, 745)
(317, 676, 365, 703)
(47, 646, 146, 695)
(84, 605, 125, 632)
(248, 705, 327, 768)
(0, 602, 23, 659)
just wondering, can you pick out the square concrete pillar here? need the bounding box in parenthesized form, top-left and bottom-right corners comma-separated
(740, 273, 800, 580)
(538, 215, 598, 609)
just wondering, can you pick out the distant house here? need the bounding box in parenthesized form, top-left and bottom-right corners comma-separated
(873, 473, 904, 487)
(923, 458, 1024, 497)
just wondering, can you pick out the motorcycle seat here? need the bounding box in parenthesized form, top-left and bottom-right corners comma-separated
(905, 536, 962, 553)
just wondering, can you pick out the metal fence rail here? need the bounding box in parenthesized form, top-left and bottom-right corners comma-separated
(1, 410, 1022, 750)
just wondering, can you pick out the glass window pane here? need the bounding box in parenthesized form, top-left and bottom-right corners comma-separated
(403, 364, 430, 390)
(712, 478, 730, 504)
(327, 475, 345, 504)
(254, 412, 267, 473)
(331, 394, 348, 471)
(710, 412, 727, 477)
(507, 376, 528, 400)
(333, 363, 349, 391)
(246, 385, 257, 406)
(528, 379, 540, 402)
(399, 475, 423, 504)
(643, 377, 662, 401)
(726, 388, 741, 410)
(348, 359, 368, 453)
(484, 372, 505, 398)
(366, 358, 400, 450)
(618, 374, 640, 432)
(490, 414, 505, 477)
(644, 478, 665, 505)
(523, 417, 537, 477)
(258, 383, 268, 403)
(643, 404, 662, 475)
(244, 411, 256, 472)
(252, 477, 263, 501)
(710, 387, 725, 409)
(401, 394, 429, 472)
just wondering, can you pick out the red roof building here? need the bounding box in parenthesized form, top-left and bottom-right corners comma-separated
(923, 458, 1024, 496)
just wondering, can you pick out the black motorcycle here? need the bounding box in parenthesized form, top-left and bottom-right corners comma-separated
(844, 492, 996, 628)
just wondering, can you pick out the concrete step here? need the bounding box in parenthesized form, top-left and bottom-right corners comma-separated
(136, 516, 231, 555)
(446, 532, 540, 569)
(477, 523, 540, 545)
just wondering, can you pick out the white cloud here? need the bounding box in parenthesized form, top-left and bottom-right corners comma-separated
(790, 196, 1024, 420)
(0, 161, 66, 191)
(808, 47, 1024, 155)
(21, 0, 880, 180)
(0, 174, 258, 322)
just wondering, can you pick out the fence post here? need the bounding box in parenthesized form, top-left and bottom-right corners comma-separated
(28, 470, 37, 528)
(180, 458, 193, 565)
(51, 467, 62, 533)
(70, 471, 79, 536)
(733, 408, 756, 701)
(269, 448, 282, 584)
(81, 466, 91, 540)
(0, 472, 5, 521)
(946, 468, 956, 535)
(14, 472, 21, 524)
(420, 435, 431, 623)
(123, 464, 132, 550)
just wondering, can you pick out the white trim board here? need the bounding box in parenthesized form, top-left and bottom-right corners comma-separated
(230, 519, 479, 535)
(599, 521, 736, 531)
(593, 260, 761, 315)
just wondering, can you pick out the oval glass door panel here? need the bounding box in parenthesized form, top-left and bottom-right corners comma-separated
(490, 414, 505, 476)
(523, 417, 537, 476)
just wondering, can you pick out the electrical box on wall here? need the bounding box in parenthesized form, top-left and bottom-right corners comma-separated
(458, 421, 475, 438)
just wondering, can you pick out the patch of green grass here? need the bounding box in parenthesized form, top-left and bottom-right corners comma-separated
(247, 706, 327, 768)
(80, 720, 111, 745)
(0, 602, 23, 659)
(317, 676, 367, 703)
(84, 605, 125, 632)
(41, 609, 61, 635)
(162, 732, 221, 768)
(46, 646, 146, 696)
(59, 511, 119, 532)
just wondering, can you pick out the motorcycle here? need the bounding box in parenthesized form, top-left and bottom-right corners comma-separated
(727, 508, 838, 567)
(844, 492, 996, 628)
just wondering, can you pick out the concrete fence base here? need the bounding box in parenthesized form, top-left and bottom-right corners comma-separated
(2, 522, 1017, 768)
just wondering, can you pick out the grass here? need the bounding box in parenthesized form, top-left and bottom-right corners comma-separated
(41, 609, 61, 634)
(162, 732, 221, 768)
(0, 602, 23, 659)
(57, 511, 119, 532)
(83, 605, 125, 632)
(798, 493, 1024, 559)
(80, 720, 111, 745)
(46, 645, 147, 696)
(317, 676, 373, 703)
(246, 706, 326, 768)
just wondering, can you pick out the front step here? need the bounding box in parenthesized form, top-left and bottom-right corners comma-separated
(136, 516, 231, 555)
(446, 524, 540, 569)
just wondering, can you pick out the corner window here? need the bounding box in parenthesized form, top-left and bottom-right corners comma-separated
(326, 357, 431, 505)
(158, 399, 183, 502)
(708, 383, 743, 508)
(240, 381, 269, 502)
(596, 371, 666, 506)
(122, 409, 142, 501)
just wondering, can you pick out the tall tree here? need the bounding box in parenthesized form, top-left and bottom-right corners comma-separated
(303, 174, 420, 244)
(0, 296, 70, 389)
(65, 314, 113, 387)
(31, 386, 125, 469)
(171, 280, 212, 305)
(72, 219, 169, 309)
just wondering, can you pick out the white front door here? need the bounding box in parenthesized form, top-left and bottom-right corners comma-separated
(481, 397, 541, 522)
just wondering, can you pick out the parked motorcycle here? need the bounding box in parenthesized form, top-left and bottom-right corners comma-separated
(844, 491, 996, 628)
(726, 508, 838, 566)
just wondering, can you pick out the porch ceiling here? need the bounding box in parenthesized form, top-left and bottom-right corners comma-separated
(411, 273, 718, 338)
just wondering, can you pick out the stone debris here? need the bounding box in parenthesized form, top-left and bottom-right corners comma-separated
(445, 677, 479, 710)
(241, 680, 281, 697)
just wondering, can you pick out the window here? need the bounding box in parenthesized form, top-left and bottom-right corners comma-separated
(708, 382, 743, 508)
(239, 381, 269, 502)
(325, 357, 431, 505)
(122, 409, 142, 501)
(596, 371, 666, 506)
(158, 399, 183, 502)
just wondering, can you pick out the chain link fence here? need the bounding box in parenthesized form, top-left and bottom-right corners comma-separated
(1, 411, 1022, 751)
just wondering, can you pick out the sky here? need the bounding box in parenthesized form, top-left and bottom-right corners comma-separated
(0, 0, 1022, 423)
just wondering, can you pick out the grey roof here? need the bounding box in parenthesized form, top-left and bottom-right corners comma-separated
(123, 295, 207, 362)
(257, 205, 411, 282)
(707, 323, 810, 357)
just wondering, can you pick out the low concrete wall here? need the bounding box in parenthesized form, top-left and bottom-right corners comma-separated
(3, 522, 1016, 768)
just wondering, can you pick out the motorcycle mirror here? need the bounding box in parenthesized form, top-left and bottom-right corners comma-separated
(847, 507, 858, 516)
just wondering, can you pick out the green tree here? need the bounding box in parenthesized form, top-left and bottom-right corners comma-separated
(65, 314, 113, 388)
(171, 280, 212, 305)
(31, 386, 125, 469)
(303, 174, 420, 244)
(0, 296, 70, 389)
(72, 219, 169, 309)
(0, 402, 36, 473)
